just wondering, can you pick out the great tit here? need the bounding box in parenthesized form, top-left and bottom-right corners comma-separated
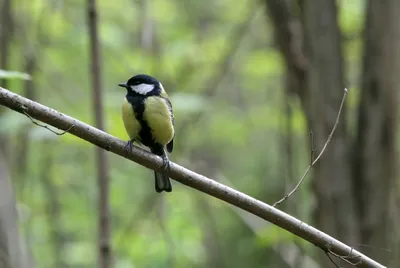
(118, 74, 175, 193)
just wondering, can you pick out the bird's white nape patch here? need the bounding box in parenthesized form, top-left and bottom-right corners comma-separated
(130, 83, 154, 95)
(159, 82, 165, 91)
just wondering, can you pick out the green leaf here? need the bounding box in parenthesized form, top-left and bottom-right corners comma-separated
(0, 69, 31, 80)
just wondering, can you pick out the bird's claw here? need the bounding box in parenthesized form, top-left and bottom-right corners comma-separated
(124, 140, 134, 152)
(162, 155, 170, 172)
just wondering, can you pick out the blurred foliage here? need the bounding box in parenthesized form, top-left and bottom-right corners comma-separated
(0, 69, 31, 80)
(1, 0, 367, 267)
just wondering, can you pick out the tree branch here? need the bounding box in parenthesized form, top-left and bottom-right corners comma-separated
(0, 87, 385, 268)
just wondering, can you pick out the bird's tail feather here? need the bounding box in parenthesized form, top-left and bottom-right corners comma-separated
(154, 171, 172, 193)
(151, 146, 172, 193)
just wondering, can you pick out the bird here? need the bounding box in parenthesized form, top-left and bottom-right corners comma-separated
(118, 74, 175, 193)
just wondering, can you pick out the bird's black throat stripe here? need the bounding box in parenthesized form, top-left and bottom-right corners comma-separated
(125, 93, 164, 155)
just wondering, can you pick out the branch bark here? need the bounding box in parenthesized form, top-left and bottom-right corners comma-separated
(0, 87, 385, 268)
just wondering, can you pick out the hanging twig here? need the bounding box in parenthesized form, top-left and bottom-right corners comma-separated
(325, 251, 340, 268)
(326, 246, 362, 267)
(22, 109, 74, 135)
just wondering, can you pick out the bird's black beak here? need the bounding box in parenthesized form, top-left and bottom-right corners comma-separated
(118, 82, 127, 88)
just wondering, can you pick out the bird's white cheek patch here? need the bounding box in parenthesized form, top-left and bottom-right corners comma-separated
(131, 83, 154, 95)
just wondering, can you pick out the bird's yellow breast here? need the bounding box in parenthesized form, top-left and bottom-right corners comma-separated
(143, 96, 174, 146)
(122, 97, 140, 140)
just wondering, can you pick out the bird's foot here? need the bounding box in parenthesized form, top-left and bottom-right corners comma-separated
(124, 139, 134, 153)
(162, 154, 170, 172)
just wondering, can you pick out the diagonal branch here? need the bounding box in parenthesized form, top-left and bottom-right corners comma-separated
(0, 87, 385, 268)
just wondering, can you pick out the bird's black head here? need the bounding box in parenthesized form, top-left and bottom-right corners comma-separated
(118, 74, 161, 96)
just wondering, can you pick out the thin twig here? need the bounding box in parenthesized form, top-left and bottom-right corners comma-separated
(309, 131, 314, 164)
(23, 110, 74, 135)
(273, 88, 348, 207)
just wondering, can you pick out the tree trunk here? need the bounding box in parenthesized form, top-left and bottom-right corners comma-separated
(14, 54, 37, 190)
(40, 141, 66, 268)
(0, 0, 12, 89)
(266, 0, 400, 266)
(353, 0, 400, 264)
(0, 0, 12, 158)
(0, 152, 34, 268)
(196, 195, 226, 268)
(266, 0, 359, 247)
(87, 0, 111, 267)
(299, 0, 359, 246)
